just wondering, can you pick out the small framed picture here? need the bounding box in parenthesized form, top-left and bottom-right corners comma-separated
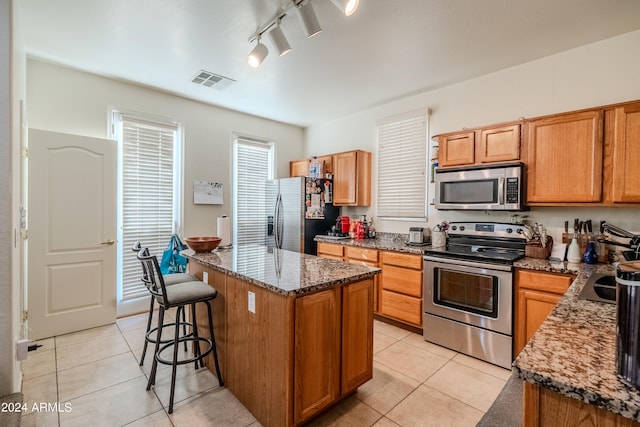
(194, 181, 223, 205)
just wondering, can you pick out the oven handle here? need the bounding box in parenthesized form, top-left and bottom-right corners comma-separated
(423, 255, 513, 272)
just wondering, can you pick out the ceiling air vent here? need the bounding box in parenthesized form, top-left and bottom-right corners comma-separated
(191, 70, 236, 90)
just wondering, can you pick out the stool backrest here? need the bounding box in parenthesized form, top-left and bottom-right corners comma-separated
(136, 248, 170, 307)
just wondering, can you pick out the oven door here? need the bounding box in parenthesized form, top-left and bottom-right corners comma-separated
(423, 256, 513, 335)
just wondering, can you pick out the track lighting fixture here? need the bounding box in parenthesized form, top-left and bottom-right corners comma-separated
(246, 0, 360, 68)
(268, 20, 292, 57)
(296, 1, 322, 38)
(247, 36, 268, 68)
(330, 0, 359, 16)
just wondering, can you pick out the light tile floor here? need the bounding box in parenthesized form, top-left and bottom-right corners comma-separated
(21, 311, 511, 427)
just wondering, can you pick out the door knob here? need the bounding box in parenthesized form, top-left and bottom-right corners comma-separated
(101, 239, 115, 246)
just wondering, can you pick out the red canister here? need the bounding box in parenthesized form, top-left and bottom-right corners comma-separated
(340, 216, 350, 234)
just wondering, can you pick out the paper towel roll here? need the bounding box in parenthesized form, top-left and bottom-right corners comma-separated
(217, 215, 231, 247)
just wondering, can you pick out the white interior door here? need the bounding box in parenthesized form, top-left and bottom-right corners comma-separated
(27, 129, 117, 340)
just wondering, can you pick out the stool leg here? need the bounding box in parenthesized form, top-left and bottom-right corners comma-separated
(206, 300, 224, 387)
(139, 295, 156, 366)
(147, 306, 165, 390)
(168, 305, 182, 414)
(181, 306, 188, 352)
(191, 303, 203, 370)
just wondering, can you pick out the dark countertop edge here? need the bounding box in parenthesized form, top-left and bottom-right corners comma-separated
(314, 234, 427, 255)
(188, 252, 381, 297)
(512, 258, 640, 421)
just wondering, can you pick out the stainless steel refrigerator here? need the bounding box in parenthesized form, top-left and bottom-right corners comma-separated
(266, 177, 340, 255)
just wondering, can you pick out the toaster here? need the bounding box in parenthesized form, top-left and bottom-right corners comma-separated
(409, 227, 426, 244)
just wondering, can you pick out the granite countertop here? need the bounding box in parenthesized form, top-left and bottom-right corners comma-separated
(315, 232, 428, 255)
(187, 244, 380, 296)
(513, 258, 640, 421)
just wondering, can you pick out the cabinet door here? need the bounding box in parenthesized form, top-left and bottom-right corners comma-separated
(439, 131, 475, 167)
(290, 158, 310, 177)
(526, 110, 603, 203)
(514, 289, 562, 357)
(341, 280, 374, 395)
(294, 288, 341, 424)
(345, 246, 379, 264)
(479, 124, 521, 163)
(611, 103, 640, 202)
(317, 154, 333, 176)
(333, 151, 371, 206)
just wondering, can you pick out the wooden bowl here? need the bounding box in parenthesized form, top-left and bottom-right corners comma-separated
(184, 236, 221, 252)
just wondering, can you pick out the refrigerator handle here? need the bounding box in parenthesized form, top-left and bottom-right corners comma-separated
(275, 194, 283, 249)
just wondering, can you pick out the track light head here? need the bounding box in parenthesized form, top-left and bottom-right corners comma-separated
(297, 1, 322, 38)
(247, 38, 269, 68)
(268, 21, 292, 57)
(331, 0, 359, 16)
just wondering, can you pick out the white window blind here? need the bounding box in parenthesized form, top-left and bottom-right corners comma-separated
(377, 111, 429, 219)
(114, 113, 181, 302)
(233, 137, 274, 246)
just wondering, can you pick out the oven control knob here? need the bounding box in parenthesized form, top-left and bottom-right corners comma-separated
(506, 228, 513, 234)
(459, 226, 465, 231)
(516, 228, 523, 234)
(451, 225, 457, 231)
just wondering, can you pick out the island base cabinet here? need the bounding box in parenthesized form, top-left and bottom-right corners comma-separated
(524, 382, 640, 427)
(294, 288, 341, 424)
(341, 280, 374, 394)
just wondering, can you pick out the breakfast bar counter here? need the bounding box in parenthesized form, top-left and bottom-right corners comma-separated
(186, 245, 380, 427)
(513, 259, 640, 426)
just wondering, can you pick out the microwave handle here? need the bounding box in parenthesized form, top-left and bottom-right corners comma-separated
(498, 177, 505, 205)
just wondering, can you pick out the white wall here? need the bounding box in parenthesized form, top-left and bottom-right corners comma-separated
(26, 60, 305, 238)
(305, 29, 640, 241)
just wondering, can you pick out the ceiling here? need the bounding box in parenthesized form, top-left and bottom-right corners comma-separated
(17, 0, 640, 127)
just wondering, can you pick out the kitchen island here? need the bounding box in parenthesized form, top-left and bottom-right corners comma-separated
(513, 259, 640, 426)
(186, 244, 380, 427)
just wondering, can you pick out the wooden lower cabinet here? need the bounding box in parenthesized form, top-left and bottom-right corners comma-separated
(514, 269, 575, 356)
(317, 241, 345, 261)
(190, 259, 373, 427)
(524, 382, 640, 427)
(295, 288, 341, 423)
(379, 251, 423, 328)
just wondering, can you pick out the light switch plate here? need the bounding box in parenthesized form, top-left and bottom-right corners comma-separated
(203, 271, 208, 284)
(248, 291, 256, 313)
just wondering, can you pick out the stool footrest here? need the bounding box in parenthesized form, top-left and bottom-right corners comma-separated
(155, 337, 213, 366)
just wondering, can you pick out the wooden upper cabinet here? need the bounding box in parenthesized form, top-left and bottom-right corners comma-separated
(333, 150, 371, 206)
(290, 159, 310, 177)
(526, 110, 604, 203)
(438, 131, 475, 167)
(438, 123, 521, 168)
(611, 102, 640, 202)
(289, 155, 334, 178)
(479, 124, 521, 163)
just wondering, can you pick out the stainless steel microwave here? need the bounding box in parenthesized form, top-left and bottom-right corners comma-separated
(435, 162, 526, 211)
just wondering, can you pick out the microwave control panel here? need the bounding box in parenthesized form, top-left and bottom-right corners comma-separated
(505, 178, 519, 203)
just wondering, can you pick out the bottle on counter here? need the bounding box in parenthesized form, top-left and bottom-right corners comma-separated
(368, 217, 376, 238)
(567, 233, 582, 263)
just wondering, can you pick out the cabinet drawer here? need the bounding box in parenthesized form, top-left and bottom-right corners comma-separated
(345, 246, 378, 263)
(380, 265, 422, 297)
(516, 269, 574, 294)
(380, 290, 422, 326)
(381, 251, 423, 270)
(317, 242, 344, 258)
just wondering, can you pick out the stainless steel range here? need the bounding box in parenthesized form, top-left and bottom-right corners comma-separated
(423, 222, 527, 369)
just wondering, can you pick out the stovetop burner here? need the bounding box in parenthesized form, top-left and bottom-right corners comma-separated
(424, 222, 527, 264)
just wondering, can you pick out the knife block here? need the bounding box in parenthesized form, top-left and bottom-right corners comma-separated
(525, 236, 554, 259)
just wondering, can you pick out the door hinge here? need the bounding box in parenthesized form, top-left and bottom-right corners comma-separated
(22, 310, 28, 321)
(22, 148, 28, 158)
(21, 230, 27, 240)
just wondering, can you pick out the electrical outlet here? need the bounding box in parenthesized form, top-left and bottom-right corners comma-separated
(16, 339, 30, 361)
(248, 291, 256, 313)
(203, 271, 208, 284)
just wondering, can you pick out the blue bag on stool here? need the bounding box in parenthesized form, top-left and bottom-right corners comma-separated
(160, 235, 188, 275)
